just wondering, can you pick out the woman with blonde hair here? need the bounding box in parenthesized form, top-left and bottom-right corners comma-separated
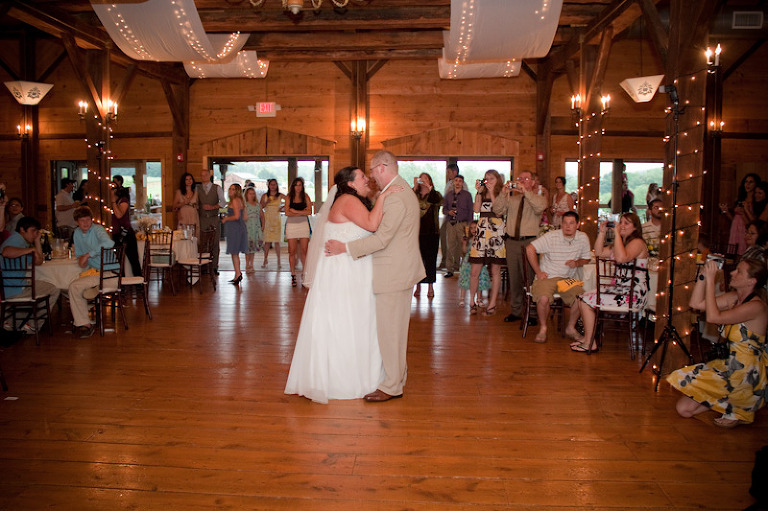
(468, 169, 506, 316)
(221, 183, 248, 285)
(244, 186, 264, 273)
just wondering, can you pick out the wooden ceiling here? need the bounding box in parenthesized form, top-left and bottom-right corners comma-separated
(5, 0, 632, 62)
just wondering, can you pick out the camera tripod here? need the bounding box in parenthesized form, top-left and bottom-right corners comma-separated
(639, 85, 695, 391)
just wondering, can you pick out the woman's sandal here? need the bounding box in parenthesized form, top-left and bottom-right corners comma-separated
(483, 306, 497, 317)
(470, 304, 478, 315)
(291, 275, 297, 287)
(570, 342, 599, 353)
(713, 417, 742, 428)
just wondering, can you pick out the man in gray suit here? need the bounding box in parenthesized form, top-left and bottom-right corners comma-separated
(326, 150, 425, 402)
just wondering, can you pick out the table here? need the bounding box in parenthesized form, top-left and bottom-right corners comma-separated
(36, 258, 83, 290)
(135, 238, 197, 271)
(581, 262, 659, 311)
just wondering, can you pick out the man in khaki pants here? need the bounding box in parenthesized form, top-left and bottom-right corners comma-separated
(326, 150, 425, 402)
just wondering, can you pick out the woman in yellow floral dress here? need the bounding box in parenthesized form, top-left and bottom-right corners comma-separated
(667, 258, 768, 427)
(260, 179, 284, 268)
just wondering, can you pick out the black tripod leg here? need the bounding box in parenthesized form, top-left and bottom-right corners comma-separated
(654, 333, 671, 391)
(640, 332, 665, 372)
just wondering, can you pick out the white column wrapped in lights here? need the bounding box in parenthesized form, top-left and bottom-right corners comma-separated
(185, 51, 269, 79)
(440, 0, 562, 79)
(91, 0, 248, 62)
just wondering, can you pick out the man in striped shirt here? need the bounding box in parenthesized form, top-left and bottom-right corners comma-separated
(525, 211, 591, 343)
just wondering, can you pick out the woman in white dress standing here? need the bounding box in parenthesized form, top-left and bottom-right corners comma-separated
(285, 166, 401, 404)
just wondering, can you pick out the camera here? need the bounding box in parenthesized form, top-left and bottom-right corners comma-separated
(606, 221, 615, 228)
(0, 188, 5, 200)
(706, 254, 725, 269)
(476, 179, 487, 188)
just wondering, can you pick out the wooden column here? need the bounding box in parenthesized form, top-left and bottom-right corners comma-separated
(535, 60, 556, 182)
(19, 29, 41, 218)
(651, 0, 720, 369)
(161, 78, 190, 226)
(134, 159, 146, 211)
(701, 64, 723, 243)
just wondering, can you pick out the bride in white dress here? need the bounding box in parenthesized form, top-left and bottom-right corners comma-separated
(285, 167, 401, 403)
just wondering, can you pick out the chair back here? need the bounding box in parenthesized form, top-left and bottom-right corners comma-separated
(0, 254, 36, 301)
(140, 239, 152, 283)
(197, 228, 217, 264)
(147, 231, 174, 266)
(595, 257, 639, 310)
(519, 245, 534, 293)
(99, 246, 125, 293)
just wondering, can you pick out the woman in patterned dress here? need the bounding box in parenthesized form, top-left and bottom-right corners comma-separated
(260, 179, 284, 269)
(570, 212, 649, 352)
(468, 169, 506, 316)
(668, 258, 767, 427)
(244, 186, 264, 273)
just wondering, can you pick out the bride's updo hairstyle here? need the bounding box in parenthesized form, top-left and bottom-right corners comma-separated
(333, 166, 373, 211)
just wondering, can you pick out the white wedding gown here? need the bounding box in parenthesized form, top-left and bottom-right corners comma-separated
(284, 221, 384, 404)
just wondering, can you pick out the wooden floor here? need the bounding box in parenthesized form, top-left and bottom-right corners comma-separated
(0, 256, 765, 510)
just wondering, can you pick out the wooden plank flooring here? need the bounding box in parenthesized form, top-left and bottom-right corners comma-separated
(0, 259, 765, 510)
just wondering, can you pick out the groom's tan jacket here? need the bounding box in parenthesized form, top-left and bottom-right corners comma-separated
(347, 175, 425, 294)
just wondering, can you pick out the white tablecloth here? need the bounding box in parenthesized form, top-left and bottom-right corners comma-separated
(136, 238, 198, 268)
(36, 258, 83, 290)
(582, 263, 659, 311)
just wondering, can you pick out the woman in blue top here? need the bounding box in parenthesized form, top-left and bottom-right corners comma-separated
(222, 184, 248, 285)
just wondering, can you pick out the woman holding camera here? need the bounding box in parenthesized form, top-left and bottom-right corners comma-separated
(668, 258, 767, 428)
(570, 212, 649, 352)
(413, 173, 442, 298)
(111, 184, 141, 277)
(468, 169, 506, 316)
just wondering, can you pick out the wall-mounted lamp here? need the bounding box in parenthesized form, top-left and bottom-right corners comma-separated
(77, 100, 88, 120)
(709, 119, 725, 134)
(705, 43, 722, 70)
(106, 99, 118, 121)
(570, 94, 581, 114)
(600, 94, 611, 114)
(350, 117, 366, 139)
(17, 124, 31, 139)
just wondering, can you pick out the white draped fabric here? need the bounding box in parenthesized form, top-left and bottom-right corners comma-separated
(438, 56, 521, 80)
(440, 0, 562, 79)
(91, 0, 248, 63)
(184, 51, 269, 79)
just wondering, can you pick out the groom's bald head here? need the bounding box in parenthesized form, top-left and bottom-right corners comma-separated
(370, 150, 398, 188)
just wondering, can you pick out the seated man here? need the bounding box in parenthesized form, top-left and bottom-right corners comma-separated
(525, 211, 591, 343)
(0, 216, 60, 333)
(642, 198, 663, 243)
(69, 206, 114, 338)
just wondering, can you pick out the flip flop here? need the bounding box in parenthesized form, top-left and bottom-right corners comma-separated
(570, 342, 598, 353)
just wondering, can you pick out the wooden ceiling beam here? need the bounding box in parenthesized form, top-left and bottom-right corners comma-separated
(637, 0, 668, 67)
(259, 48, 441, 61)
(243, 30, 444, 52)
(6, 0, 188, 84)
(197, 6, 450, 32)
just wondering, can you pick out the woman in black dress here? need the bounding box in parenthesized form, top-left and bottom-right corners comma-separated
(413, 173, 442, 298)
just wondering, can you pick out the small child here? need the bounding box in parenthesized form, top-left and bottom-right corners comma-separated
(458, 220, 491, 307)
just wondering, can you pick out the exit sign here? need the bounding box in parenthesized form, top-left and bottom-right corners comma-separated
(256, 102, 276, 117)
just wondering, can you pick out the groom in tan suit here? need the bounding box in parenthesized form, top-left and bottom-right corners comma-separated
(326, 150, 425, 402)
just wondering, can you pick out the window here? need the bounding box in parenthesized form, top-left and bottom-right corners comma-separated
(564, 160, 663, 214)
(397, 159, 514, 194)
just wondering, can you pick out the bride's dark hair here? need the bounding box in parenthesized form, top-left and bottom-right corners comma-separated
(333, 166, 373, 211)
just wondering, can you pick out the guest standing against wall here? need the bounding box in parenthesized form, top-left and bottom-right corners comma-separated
(197, 168, 227, 275)
(413, 173, 442, 299)
(469, 170, 506, 316)
(284, 177, 313, 287)
(438, 163, 464, 269)
(260, 179, 284, 269)
(244, 186, 264, 273)
(222, 184, 248, 285)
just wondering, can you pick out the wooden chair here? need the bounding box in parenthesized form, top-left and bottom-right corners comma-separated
(0, 254, 53, 346)
(121, 240, 152, 319)
(147, 231, 176, 295)
(88, 246, 127, 336)
(519, 245, 564, 338)
(593, 257, 645, 358)
(177, 228, 217, 294)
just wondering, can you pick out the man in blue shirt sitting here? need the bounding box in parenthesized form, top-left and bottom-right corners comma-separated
(69, 206, 115, 338)
(0, 216, 60, 333)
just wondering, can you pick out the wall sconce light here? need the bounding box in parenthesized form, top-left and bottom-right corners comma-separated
(17, 124, 31, 139)
(106, 99, 118, 121)
(705, 43, 722, 70)
(77, 100, 88, 120)
(350, 117, 365, 139)
(709, 119, 725, 134)
(600, 94, 611, 114)
(570, 94, 581, 114)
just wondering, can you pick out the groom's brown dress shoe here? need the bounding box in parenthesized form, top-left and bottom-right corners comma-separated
(364, 390, 403, 402)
